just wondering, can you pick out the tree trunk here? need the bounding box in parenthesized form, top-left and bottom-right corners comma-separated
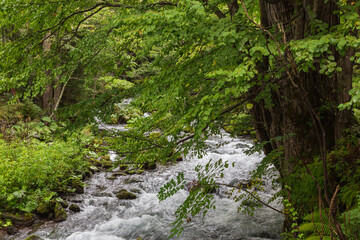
(42, 31, 63, 116)
(251, 0, 353, 238)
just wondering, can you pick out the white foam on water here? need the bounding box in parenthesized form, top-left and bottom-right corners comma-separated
(12, 130, 283, 240)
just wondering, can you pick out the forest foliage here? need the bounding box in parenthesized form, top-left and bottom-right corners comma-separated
(1, 0, 360, 239)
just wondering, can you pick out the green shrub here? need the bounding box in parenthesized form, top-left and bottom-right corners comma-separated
(341, 196, 360, 240)
(0, 100, 43, 138)
(299, 211, 333, 240)
(0, 137, 89, 212)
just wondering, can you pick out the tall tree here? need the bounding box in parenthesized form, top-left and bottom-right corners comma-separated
(1, 0, 359, 238)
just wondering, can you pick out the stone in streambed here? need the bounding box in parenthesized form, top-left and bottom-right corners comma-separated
(6, 225, 18, 235)
(60, 199, 69, 209)
(130, 188, 142, 194)
(25, 235, 44, 240)
(54, 203, 67, 222)
(143, 162, 156, 170)
(31, 220, 46, 232)
(89, 166, 100, 173)
(124, 177, 143, 184)
(36, 201, 56, 217)
(100, 155, 113, 169)
(119, 164, 128, 170)
(112, 171, 127, 176)
(1, 212, 36, 227)
(115, 189, 137, 200)
(69, 204, 81, 213)
(74, 184, 84, 194)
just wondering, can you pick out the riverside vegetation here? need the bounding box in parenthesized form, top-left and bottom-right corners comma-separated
(1, 0, 360, 239)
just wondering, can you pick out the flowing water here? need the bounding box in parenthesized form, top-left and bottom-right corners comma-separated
(11, 126, 283, 240)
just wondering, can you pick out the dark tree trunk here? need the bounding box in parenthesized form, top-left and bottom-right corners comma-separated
(254, 0, 353, 181)
(251, 0, 353, 238)
(41, 32, 63, 116)
(42, 81, 54, 112)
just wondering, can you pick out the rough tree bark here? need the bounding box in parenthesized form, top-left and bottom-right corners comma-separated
(42, 31, 63, 118)
(250, 0, 353, 238)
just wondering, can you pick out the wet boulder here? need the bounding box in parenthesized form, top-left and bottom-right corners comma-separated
(100, 155, 113, 169)
(36, 201, 56, 217)
(6, 225, 18, 235)
(25, 235, 44, 240)
(1, 212, 36, 227)
(112, 171, 127, 177)
(143, 162, 156, 170)
(119, 164, 128, 171)
(60, 199, 69, 209)
(115, 189, 137, 200)
(69, 204, 81, 213)
(54, 203, 67, 222)
(125, 169, 144, 175)
(124, 177, 143, 184)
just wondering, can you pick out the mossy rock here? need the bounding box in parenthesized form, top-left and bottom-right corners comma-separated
(54, 203, 67, 222)
(74, 184, 84, 194)
(69, 204, 80, 213)
(125, 169, 136, 175)
(100, 156, 113, 169)
(36, 201, 55, 217)
(116, 190, 137, 200)
(143, 162, 156, 170)
(89, 158, 103, 167)
(102, 161, 113, 169)
(101, 155, 111, 161)
(6, 225, 18, 235)
(112, 171, 127, 176)
(31, 220, 46, 232)
(1, 212, 36, 227)
(119, 164, 128, 170)
(82, 169, 93, 179)
(89, 166, 100, 173)
(59, 200, 69, 209)
(130, 188, 142, 194)
(25, 235, 44, 240)
(124, 177, 143, 184)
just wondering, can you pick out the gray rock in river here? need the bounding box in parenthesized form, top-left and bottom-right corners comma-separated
(54, 203, 67, 222)
(115, 189, 137, 200)
(69, 204, 81, 212)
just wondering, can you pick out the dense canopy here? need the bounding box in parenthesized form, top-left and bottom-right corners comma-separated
(1, 0, 360, 239)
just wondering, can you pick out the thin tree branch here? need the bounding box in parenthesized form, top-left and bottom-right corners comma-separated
(216, 182, 285, 215)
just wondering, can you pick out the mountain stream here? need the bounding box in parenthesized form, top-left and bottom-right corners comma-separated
(12, 124, 283, 240)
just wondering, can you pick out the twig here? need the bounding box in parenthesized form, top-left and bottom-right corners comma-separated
(216, 182, 285, 215)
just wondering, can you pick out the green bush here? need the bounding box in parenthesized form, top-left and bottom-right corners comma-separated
(0, 100, 43, 138)
(0, 137, 89, 212)
(341, 196, 360, 240)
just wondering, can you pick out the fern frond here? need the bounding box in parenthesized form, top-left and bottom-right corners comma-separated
(299, 222, 332, 236)
(303, 211, 330, 225)
(306, 236, 333, 240)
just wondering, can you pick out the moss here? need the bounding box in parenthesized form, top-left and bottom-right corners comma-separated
(36, 201, 55, 216)
(69, 204, 80, 213)
(25, 235, 44, 240)
(54, 203, 67, 222)
(116, 190, 137, 200)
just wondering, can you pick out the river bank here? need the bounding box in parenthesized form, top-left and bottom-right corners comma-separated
(3, 129, 283, 240)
